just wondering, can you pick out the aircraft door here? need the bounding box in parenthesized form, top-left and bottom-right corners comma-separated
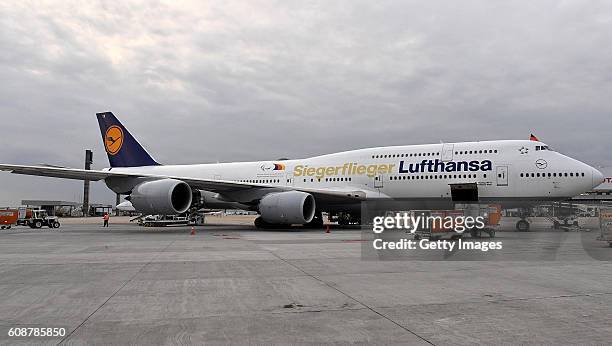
(496, 166, 508, 186)
(374, 174, 384, 188)
(441, 144, 454, 162)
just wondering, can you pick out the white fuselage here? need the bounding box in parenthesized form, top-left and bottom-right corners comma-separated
(108, 140, 603, 210)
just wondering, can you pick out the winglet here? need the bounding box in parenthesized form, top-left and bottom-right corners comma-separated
(96, 112, 160, 167)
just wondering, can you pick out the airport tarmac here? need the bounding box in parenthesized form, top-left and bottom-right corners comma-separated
(1, 220, 612, 345)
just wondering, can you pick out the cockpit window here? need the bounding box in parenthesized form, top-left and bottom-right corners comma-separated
(535, 145, 552, 151)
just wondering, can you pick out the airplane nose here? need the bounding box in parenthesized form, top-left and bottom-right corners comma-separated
(592, 168, 604, 188)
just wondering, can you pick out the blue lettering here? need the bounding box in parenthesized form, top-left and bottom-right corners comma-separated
(468, 161, 480, 171)
(398, 159, 494, 174)
(481, 160, 492, 171)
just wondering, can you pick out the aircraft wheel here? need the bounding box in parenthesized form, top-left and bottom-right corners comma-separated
(6, 226, 10, 229)
(516, 219, 530, 232)
(0, 226, 5, 230)
(337, 213, 351, 226)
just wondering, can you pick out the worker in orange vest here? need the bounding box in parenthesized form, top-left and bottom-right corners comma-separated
(103, 213, 110, 227)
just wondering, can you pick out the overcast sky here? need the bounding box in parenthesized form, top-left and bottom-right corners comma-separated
(1, 0, 612, 206)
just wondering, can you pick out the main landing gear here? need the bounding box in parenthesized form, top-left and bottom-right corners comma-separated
(254, 211, 325, 229)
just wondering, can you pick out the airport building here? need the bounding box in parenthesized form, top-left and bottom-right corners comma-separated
(20, 200, 113, 217)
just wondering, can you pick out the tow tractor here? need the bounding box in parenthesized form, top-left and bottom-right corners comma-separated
(16, 208, 61, 229)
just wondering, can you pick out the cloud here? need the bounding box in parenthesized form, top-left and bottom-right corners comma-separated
(1, 0, 612, 205)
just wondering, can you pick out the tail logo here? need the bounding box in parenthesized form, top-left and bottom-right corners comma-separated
(105, 126, 124, 155)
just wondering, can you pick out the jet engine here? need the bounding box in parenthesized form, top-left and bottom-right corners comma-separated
(259, 191, 316, 224)
(129, 179, 192, 215)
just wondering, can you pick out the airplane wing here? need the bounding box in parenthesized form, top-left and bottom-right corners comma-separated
(0, 164, 367, 203)
(0, 164, 118, 181)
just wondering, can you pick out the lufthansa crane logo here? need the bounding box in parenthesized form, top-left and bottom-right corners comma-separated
(535, 159, 547, 169)
(105, 126, 124, 155)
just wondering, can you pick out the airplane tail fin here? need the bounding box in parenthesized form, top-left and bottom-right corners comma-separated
(96, 112, 160, 167)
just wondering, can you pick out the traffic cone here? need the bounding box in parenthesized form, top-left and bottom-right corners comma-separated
(190, 227, 196, 235)
(325, 225, 331, 234)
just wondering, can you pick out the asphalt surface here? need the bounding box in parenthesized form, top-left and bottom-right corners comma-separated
(0, 222, 611, 345)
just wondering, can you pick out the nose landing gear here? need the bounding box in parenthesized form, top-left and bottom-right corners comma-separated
(516, 219, 530, 232)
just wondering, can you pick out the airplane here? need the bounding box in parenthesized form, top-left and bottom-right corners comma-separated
(0, 112, 604, 230)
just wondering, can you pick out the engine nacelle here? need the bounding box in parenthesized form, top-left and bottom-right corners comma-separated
(259, 191, 316, 224)
(130, 179, 192, 215)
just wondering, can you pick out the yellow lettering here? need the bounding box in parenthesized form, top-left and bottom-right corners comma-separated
(293, 165, 304, 176)
(316, 167, 327, 179)
(366, 165, 378, 177)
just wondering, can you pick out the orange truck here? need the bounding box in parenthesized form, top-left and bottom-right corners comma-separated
(0, 209, 18, 229)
